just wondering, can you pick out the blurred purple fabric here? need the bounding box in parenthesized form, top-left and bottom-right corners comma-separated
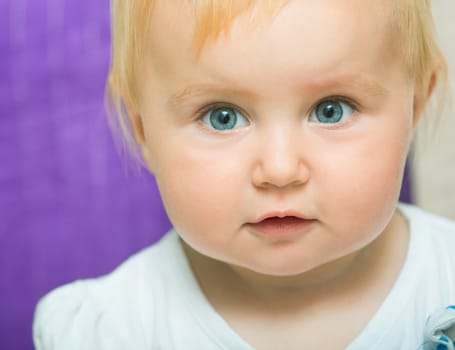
(0, 1, 171, 349)
(0, 1, 412, 349)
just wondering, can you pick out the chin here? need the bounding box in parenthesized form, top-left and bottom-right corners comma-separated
(245, 260, 318, 278)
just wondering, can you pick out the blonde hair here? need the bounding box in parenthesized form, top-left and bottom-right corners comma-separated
(106, 0, 448, 163)
(396, 0, 448, 113)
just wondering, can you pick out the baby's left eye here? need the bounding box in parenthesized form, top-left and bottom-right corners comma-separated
(309, 99, 355, 124)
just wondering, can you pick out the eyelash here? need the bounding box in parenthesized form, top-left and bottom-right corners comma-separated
(196, 102, 245, 117)
(311, 96, 359, 113)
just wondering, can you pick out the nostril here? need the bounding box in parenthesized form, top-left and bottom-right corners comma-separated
(252, 163, 310, 189)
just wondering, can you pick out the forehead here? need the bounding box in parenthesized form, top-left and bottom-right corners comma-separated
(147, 0, 397, 62)
(148, 0, 395, 48)
(145, 0, 398, 80)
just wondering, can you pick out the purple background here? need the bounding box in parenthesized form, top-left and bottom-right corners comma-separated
(0, 1, 412, 349)
(0, 1, 171, 349)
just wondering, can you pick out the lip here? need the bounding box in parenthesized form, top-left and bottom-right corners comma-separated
(247, 211, 316, 237)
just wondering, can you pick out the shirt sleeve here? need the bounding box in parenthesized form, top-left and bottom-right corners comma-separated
(32, 269, 152, 350)
(31, 240, 166, 350)
(33, 281, 104, 350)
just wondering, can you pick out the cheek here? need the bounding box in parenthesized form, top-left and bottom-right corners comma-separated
(151, 142, 246, 239)
(314, 120, 412, 235)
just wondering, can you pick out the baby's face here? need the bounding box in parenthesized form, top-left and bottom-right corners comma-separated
(136, 0, 416, 277)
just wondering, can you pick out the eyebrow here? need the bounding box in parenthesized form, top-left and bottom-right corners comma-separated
(168, 76, 389, 107)
(168, 84, 247, 108)
(308, 76, 390, 98)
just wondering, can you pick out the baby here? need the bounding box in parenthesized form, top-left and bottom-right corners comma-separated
(33, 0, 455, 349)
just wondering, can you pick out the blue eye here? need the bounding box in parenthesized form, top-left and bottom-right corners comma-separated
(310, 100, 354, 124)
(201, 106, 249, 131)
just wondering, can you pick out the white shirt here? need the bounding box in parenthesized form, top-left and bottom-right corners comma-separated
(33, 204, 455, 349)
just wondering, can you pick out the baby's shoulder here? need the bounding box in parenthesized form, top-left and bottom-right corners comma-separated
(402, 204, 455, 239)
(403, 204, 455, 276)
(33, 279, 109, 350)
(33, 231, 178, 350)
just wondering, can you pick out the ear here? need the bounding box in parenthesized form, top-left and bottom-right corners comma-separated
(129, 112, 156, 173)
(412, 70, 437, 126)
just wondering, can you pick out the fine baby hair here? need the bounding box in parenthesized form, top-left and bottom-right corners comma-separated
(34, 1, 455, 349)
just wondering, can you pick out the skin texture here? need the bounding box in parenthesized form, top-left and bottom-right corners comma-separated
(131, 0, 431, 348)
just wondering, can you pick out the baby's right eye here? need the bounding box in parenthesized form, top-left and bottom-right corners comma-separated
(200, 106, 249, 131)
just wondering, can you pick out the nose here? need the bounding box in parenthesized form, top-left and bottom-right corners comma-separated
(252, 126, 310, 189)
